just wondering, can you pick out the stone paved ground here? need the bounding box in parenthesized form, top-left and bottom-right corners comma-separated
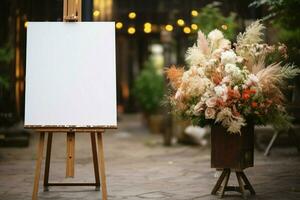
(0, 114, 300, 200)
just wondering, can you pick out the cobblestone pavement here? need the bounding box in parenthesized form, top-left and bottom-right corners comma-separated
(0, 114, 300, 200)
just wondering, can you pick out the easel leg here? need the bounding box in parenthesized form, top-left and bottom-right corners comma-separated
(66, 132, 75, 177)
(97, 132, 107, 200)
(32, 132, 45, 200)
(211, 170, 227, 195)
(43, 132, 53, 191)
(91, 132, 100, 190)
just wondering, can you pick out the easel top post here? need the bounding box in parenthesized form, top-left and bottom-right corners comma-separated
(63, 0, 82, 22)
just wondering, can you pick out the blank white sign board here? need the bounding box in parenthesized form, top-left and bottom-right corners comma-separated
(25, 22, 116, 127)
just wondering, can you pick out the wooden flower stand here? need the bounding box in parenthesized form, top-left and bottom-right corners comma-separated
(211, 124, 256, 198)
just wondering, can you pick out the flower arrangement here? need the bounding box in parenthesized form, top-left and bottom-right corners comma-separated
(166, 21, 300, 134)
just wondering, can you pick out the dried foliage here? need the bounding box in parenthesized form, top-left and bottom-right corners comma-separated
(165, 66, 184, 90)
(237, 21, 265, 47)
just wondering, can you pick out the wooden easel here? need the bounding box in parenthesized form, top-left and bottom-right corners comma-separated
(28, 1, 114, 200)
(211, 169, 256, 199)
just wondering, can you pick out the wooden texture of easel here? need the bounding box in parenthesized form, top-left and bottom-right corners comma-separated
(28, 1, 114, 200)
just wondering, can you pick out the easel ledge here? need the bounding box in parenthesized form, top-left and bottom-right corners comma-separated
(24, 125, 117, 132)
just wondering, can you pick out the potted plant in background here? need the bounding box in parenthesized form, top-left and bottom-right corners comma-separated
(166, 21, 299, 198)
(133, 60, 165, 134)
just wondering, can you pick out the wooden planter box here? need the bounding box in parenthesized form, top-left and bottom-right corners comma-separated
(211, 124, 254, 170)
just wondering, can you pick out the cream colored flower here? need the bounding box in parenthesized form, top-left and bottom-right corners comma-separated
(216, 107, 233, 126)
(224, 63, 243, 81)
(244, 74, 259, 87)
(194, 101, 204, 115)
(206, 97, 217, 107)
(218, 39, 231, 49)
(221, 50, 237, 64)
(227, 117, 246, 134)
(214, 84, 228, 102)
(185, 45, 207, 66)
(208, 29, 224, 42)
(205, 107, 216, 119)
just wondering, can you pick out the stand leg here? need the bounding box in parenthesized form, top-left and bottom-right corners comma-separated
(66, 132, 75, 177)
(91, 132, 100, 190)
(264, 131, 280, 156)
(97, 132, 107, 200)
(32, 132, 45, 200)
(220, 169, 230, 198)
(236, 172, 246, 199)
(240, 171, 256, 195)
(211, 170, 227, 195)
(43, 132, 53, 191)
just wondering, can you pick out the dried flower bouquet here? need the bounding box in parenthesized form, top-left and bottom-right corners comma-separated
(166, 21, 300, 134)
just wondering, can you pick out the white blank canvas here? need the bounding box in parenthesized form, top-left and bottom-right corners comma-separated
(25, 22, 117, 127)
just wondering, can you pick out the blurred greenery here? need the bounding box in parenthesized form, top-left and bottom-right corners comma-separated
(0, 44, 13, 90)
(250, 0, 300, 65)
(133, 60, 165, 114)
(192, 2, 238, 40)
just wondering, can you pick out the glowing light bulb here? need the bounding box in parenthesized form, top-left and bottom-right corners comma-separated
(144, 27, 151, 33)
(165, 24, 173, 32)
(191, 10, 199, 17)
(128, 12, 136, 19)
(116, 22, 123, 29)
(183, 26, 191, 34)
(191, 24, 198, 30)
(128, 27, 136, 34)
(177, 19, 185, 26)
(144, 22, 151, 28)
(93, 10, 100, 17)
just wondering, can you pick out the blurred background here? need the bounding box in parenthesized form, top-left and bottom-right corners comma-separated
(0, 0, 299, 148)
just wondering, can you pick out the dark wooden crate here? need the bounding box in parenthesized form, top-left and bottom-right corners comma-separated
(211, 124, 254, 170)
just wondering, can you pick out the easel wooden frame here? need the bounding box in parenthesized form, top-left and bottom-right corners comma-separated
(27, 1, 116, 200)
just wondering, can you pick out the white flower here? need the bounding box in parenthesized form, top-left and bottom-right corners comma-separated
(248, 74, 259, 83)
(225, 63, 238, 74)
(185, 45, 207, 66)
(211, 49, 223, 59)
(206, 97, 217, 107)
(221, 50, 237, 64)
(224, 63, 243, 81)
(218, 39, 231, 49)
(208, 29, 224, 42)
(214, 84, 228, 101)
(244, 74, 259, 87)
(205, 107, 216, 119)
(221, 76, 230, 84)
(197, 67, 205, 77)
